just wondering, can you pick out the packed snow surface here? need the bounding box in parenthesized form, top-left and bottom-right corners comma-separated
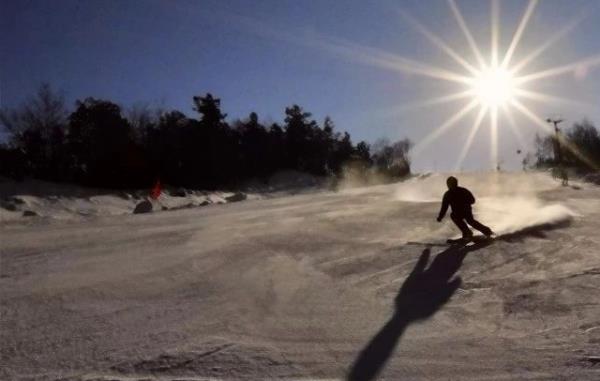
(2, 172, 600, 380)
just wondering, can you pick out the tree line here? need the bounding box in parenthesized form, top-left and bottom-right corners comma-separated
(531, 119, 600, 172)
(0, 84, 412, 189)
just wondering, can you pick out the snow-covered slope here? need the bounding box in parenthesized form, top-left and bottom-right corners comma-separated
(2, 172, 599, 380)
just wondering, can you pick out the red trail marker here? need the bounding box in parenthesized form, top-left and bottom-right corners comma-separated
(150, 180, 162, 200)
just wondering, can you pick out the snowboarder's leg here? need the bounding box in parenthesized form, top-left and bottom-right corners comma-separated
(464, 212, 493, 237)
(450, 212, 473, 239)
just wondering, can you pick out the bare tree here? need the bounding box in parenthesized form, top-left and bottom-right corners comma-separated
(0, 84, 68, 178)
(0, 83, 67, 145)
(372, 137, 412, 177)
(126, 102, 161, 144)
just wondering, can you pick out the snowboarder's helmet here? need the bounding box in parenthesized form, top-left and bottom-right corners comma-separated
(446, 176, 458, 189)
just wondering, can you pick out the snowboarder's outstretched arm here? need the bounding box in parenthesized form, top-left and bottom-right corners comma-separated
(437, 193, 449, 222)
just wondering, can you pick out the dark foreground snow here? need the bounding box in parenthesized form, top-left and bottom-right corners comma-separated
(1, 172, 599, 380)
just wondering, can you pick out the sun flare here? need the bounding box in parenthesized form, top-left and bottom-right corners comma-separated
(341, 0, 600, 170)
(471, 66, 516, 108)
(313, 0, 600, 169)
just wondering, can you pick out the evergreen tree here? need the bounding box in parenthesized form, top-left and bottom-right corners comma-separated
(237, 112, 270, 179)
(284, 105, 316, 171)
(67, 98, 134, 187)
(192, 93, 238, 188)
(147, 110, 192, 185)
(566, 119, 600, 168)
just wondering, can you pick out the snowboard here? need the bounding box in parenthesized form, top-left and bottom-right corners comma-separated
(446, 235, 494, 246)
(406, 234, 494, 248)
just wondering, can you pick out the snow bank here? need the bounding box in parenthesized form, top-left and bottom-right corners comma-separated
(0, 177, 258, 222)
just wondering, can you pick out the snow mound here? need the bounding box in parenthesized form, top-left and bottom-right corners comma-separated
(476, 196, 577, 235)
(0, 177, 257, 222)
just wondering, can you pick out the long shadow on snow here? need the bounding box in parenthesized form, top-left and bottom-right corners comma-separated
(403, 219, 572, 248)
(347, 240, 492, 381)
(496, 219, 571, 242)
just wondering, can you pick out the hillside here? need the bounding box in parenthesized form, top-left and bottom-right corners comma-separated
(1, 172, 599, 380)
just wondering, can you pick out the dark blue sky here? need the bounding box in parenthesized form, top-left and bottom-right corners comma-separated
(2, 0, 600, 170)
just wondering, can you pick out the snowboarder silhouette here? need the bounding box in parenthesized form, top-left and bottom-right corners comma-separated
(437, 176, 493, 241)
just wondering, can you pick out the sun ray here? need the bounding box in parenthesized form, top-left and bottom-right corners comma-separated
(200, 9, 476, 85)
(510, 99, 556, 134)
(490, 105, 499, 168)
(513, 88, 594, 110)
(515, 54, 600, 84)
(501, 0, 538, 69)
(412, 99, 479, 157)
(491, 0, 500, 67)
(383, 90, 474, 117)
(454, 106, 488, 171)
(511, 99, 599, 169)
(312, 36, 474, 84)
(447, 0, 486, 69)
(501, 104, 528, 150)
(511, 10, 588, 74)
(398, 9, 479, 75)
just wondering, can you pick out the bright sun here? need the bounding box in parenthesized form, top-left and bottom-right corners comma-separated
(471, 66, 516, 107)
(327, 0, 600, 170)
(316, 0, 600, 169)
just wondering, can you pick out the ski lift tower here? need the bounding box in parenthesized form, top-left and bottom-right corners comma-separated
(546, 117, 563, 164)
